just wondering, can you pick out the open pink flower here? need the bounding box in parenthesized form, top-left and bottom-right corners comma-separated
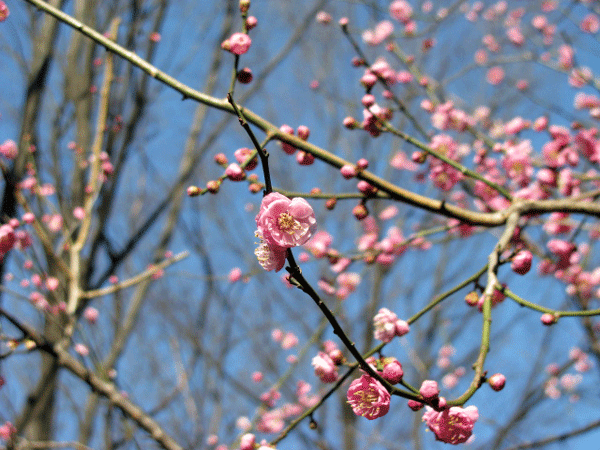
(422, 405, 479, 444)
(254, 231, 286, 272)
(347, 374, 390, 420)
(256, 193, 316, 249)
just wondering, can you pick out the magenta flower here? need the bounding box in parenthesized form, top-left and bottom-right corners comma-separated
(422, 405, 479, 444)
(256, 193, 316, 249)
(347, 374, 390, 420)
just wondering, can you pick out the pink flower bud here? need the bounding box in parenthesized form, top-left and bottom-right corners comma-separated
(362, 94, 376, 107)
(408, 399, 424, 411)
(22, 212, 35, 224)
(228, 267, 242, 283)
(279, 124, 296, 154)
(361, 72, 378, 88)
(45, 277, 59, 291)
(395, 319, 410, 336)
(239, 0, 250, 13)
(296, 151, 315, 165)
(382, 359, 404, 384)
(234, 147, 258, 170)
(227, 33, 252, 55)
(246, 15, 257, 30)
(356, 158, 369, 170)
(225, 163, 245, 181)
(68, 207, 84, 222)
(240, 433, 256, 450)
(84, 307, 99, 324)
(297, 125, 310, 140)
(316, 11, 332, 24)
(206, 180, 220, 194)
(488, 373, 506, 391)
(343, 116, 358, 129)
(340, 164, 357, 179)
(357, 180, 377, 194)
(0, 1, 10, 22)
(419, 380, 440, 401)
(541, 313, 557, 325)
(187, 185, 201, 196)
(74, 343, 89, 356)
(511, 250, 532, 275)
(214, 153, 228, 166)
(352, 204, 368, 220)
(0, 139, 17, 159)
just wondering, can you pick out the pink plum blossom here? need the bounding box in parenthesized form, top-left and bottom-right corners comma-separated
(347, 374, 390, 420)
(422, 405, 479, 444)
(312, 351, 338, 383)
(256, 193, 316, 249)
(373, 308, 398, 343)
(254, 231, 287, 272)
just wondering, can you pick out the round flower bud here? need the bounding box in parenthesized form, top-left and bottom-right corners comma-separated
(511, 250, 532, 275)
(488, 373, 506, 391)
(419, 380, 440, 401)
(297, 125, 310, 140)
(340, 164, 357, 179)
(361, 72, 377, 89)
(356, 158, 369, 170)
(214, 153, 228, 166)
(352, 204, 368, 220)
(343, 116, 358, 129)
(246, 15, 258, 30)
(237, 67, 253, 84)
(382, 359, 404, 384)
(187, 185, 201, 196)
(541, 313, 557, 326)
(325, 198, 337, 210)
(362, 94, 376, 107)
(465, 291, 479, 307)
(225, 163, 245, 181)
(296, 151, 315, 165)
